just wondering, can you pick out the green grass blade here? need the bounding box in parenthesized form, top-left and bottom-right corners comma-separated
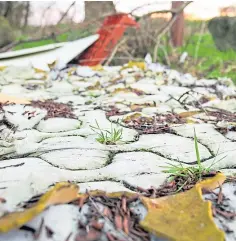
(194, 128, 201, 168)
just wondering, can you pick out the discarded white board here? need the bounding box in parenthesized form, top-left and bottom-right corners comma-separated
(0, 34, 99, 71)
(0, 42, 65, 59)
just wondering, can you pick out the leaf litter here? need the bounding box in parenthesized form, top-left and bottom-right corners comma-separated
(0, 174, 229, 241)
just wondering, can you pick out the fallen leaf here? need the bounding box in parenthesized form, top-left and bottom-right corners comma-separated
(186, 118, 199, 124)
(48, 60, 57, 70)
(122, 61, 146, 70)
(130, 103, 155, 111)
(86, 81, 100, 90)
(67, 67, 77, 76)
(196, 172, 226, 192)
(123, 112, 153, 124)
(178, 111, 202, 118)
(90, 65, 103, 71)
(0, 93, 30, 104)
(140, 175, 225, 241)
(34, 67, 47, 74)
(0, 66, 7, 71)
(0, 182, 78, 233)
(111, 88, 133, 95)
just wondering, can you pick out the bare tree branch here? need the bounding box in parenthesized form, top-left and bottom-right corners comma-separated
(3, 2, 12, 18)
(56, 1, 76, 25)
(129, 1, 183, 18)
(153, 1, 192, 62)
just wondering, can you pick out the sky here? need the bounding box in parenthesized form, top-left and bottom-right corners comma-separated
(29, 0, 236, 26)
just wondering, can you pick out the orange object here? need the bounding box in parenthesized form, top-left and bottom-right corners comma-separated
(78, 13, 139, 66)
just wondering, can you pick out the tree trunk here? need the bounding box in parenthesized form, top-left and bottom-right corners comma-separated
(171, 1, 184, 47)
(84, 1, 116, 22)
(23, 2, 30, 28)
(3, 2, 12, 18)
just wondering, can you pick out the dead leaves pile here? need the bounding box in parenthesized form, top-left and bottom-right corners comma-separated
(0, 174, 227, 241)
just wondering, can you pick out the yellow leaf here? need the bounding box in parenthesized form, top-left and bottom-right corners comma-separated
(209, 97, 216, 101)
(196, 173, 226, 192)
(140, 175, 225, 241)
(0, 94, 30, 104)
(123, 112, 153, 124)
(178, 111, 202, 118)
(0, 182, 78, 233)
(186, 118, 198, 124)
(111, 88, 131, 95)
(90, 65, 103, 71)
(0, 66, 6, 71)
(34, 67, 47, 74)
(122, 61, 146, 70)
(123, 112, 142, 123)
(67, 67, 77, 76)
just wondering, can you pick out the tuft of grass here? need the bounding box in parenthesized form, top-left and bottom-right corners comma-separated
(90, 120, 123, 145)
(155, 29, 236, 84)
(162, 128, 223, 191)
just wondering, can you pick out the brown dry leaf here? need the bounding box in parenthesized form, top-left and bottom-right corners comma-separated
(48, 60, 57, 70)
(130, 103, 155, 111)
(178, 111, 202, 118)
(86, 81, 100, 90)
(123, 112, 142, 123)
(0, 182, 78, 233)
(34, 67, 47, 74)
(140, 174, 226, 241)
(0, 93, 30, 104)
(111, 88, 132, 95)
(123, 112, 153, 124)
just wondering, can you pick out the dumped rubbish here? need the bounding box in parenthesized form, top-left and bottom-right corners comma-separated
(78, 13, 139, 66)
(0, 35, 99, 71)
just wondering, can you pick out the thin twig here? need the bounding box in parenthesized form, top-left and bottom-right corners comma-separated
(56, 1, 76, 25)
(104, 38, 127, 66)
(129, 1, 183, 17)
(88, 195, 135, 241)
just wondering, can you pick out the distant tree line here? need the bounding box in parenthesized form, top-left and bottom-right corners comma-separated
(0, 1, 30, 28)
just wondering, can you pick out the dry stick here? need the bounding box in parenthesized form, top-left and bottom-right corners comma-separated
(153, 1, 192, 62)
(104, 37, 127, 66)
(88, 195, 135, 241)
(159, 43, 171, 66)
